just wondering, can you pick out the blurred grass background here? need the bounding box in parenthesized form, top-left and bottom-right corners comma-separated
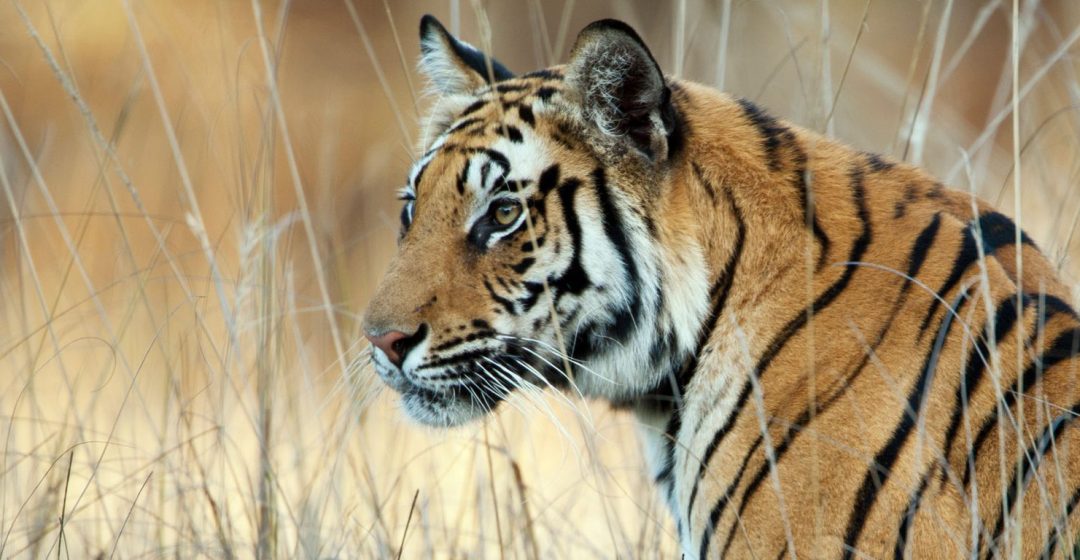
(1, 0, 1078, 557)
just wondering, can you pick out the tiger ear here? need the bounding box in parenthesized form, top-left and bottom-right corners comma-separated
(565, 20, 675, 158)
(419, 15, 514, 96)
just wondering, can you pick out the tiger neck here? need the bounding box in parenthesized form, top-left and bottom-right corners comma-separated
(627, 83, 836, 528)
(599, 83, 829, 421)
(628, 84, 834, 408)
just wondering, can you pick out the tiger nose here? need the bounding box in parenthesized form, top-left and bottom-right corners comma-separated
(365, 326, 426, 368)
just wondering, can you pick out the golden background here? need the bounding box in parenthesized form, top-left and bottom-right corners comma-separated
(1, 1, 1078, 557)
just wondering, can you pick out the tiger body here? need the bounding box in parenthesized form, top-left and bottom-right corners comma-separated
(362, 16, 1080, 558)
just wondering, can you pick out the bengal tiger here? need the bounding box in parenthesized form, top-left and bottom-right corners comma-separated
(361, 14, 1080, 559)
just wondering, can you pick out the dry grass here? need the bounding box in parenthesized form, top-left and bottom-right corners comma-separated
(1, 0, 1078, 558)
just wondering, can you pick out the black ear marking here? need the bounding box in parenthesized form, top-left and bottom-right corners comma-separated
(565, 19, 676, 159)
(419, 15, 514, 94)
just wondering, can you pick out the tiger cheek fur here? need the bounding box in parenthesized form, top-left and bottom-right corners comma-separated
(362, 14, 1080, 559)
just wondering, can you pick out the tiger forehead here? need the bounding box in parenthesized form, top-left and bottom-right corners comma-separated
(443, 75, 567, 139)
(407, 72, 569, 192)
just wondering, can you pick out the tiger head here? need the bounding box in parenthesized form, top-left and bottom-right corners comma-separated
(362, 16, 710, 426)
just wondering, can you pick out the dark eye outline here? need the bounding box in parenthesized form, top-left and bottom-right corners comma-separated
(398, 192, 415, 232)
(468, 197, 526, 249)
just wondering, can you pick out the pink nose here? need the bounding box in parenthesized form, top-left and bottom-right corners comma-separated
(365, 330, 413, 367)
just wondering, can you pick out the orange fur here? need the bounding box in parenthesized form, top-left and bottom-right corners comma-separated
(364, 17, 1080, 558)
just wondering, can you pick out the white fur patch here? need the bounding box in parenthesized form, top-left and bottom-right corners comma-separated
(582, 48, 635, 137)
(419, 34, 484, 96)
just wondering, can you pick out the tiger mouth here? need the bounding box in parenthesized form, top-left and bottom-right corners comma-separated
(373, 350, 520, 426)
(371, 334, 569, 426)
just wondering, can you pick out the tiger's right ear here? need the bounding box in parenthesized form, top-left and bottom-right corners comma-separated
(419, 15, 514, 96)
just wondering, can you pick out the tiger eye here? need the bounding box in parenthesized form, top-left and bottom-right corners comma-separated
(493, 201, 522, 226)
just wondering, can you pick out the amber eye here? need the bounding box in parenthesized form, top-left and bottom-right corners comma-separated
(492, 200, 522, 226)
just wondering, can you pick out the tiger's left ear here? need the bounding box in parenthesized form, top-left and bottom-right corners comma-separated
(566, 20, 676, 159)
(419, 15, 514, 96)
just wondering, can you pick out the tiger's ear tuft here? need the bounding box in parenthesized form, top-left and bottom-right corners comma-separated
(566, 20, 674, 158)
(419, 15, 514, 96)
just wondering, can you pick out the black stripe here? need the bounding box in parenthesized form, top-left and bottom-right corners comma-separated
(708, 184, 747, 336)
(592, 167, 642, 346)
(841, 288, 971, 559)
(694, 381, 753, 557)
(459, 99, 487, 118)
(663, 180, 748, 529)
(920, 212, 1037, 335)
(818, 213, 943, 414)
(1041, 484, 1080, 559)
(895, 472, 931, 559)
(697, 436, 761, 560)
(663, 86, 687, 160)
(965, 326, 1080, 489)
(521, 68, 562, 80)
(495, 83, 528, 93)
(977, 210, 1037, 252)
(479, 161, 494, 191)
(866, 152, 896, 172)
(413, 161, 431, 192)
(649, 175, 746, 505)
(483, 278, 516, 315)
(791, 138, 831, 271)
(811, 217, 831, 270)
(534, 86, 558, 101)
(517, 104, 535, 126)
(652, 388, 689, 524)
(503, 125, 523, 143)
(985, 402, 1080, 559)
(483, 148, 510, 171)
(456, 160, 471, 195)
(949, 291, 1076, 488)
(720, 220, 946, 557)
(963, 295, 1080, 487)
(431, 330, 495, 352)
(521, 235, 544, 253)
(417, 346, 499, 370)
(919, 224, 978, 335)
(447, 117, 484, 135)
(894, 184, 919, 220)
(510, 257, 534, 274)
(516, 281, 544, 313)
(692, 162, 717, 203)
(538, 164, 560, 195)
(942, 294, 1025, 490)
(736, 98, 788, 171)
(734, 100, 829, 269)
(700, 163, 873, 559)
(676, 181, 747, 509)
(647, 284, 672, 370)
(549, 178, 589, 297)
(906, 213, 944, 287)
(654, 408, 682, 486)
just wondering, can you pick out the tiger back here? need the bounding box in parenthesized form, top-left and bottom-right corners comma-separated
(362, 15, 1080, 559)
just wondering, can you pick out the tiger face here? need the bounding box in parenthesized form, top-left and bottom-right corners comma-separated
(362, 16, 708, 426)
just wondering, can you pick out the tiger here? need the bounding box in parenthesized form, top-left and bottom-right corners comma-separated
(361, 14, 1080, 559)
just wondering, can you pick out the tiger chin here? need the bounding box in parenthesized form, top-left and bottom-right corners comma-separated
(363, 14, 1080, 559)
